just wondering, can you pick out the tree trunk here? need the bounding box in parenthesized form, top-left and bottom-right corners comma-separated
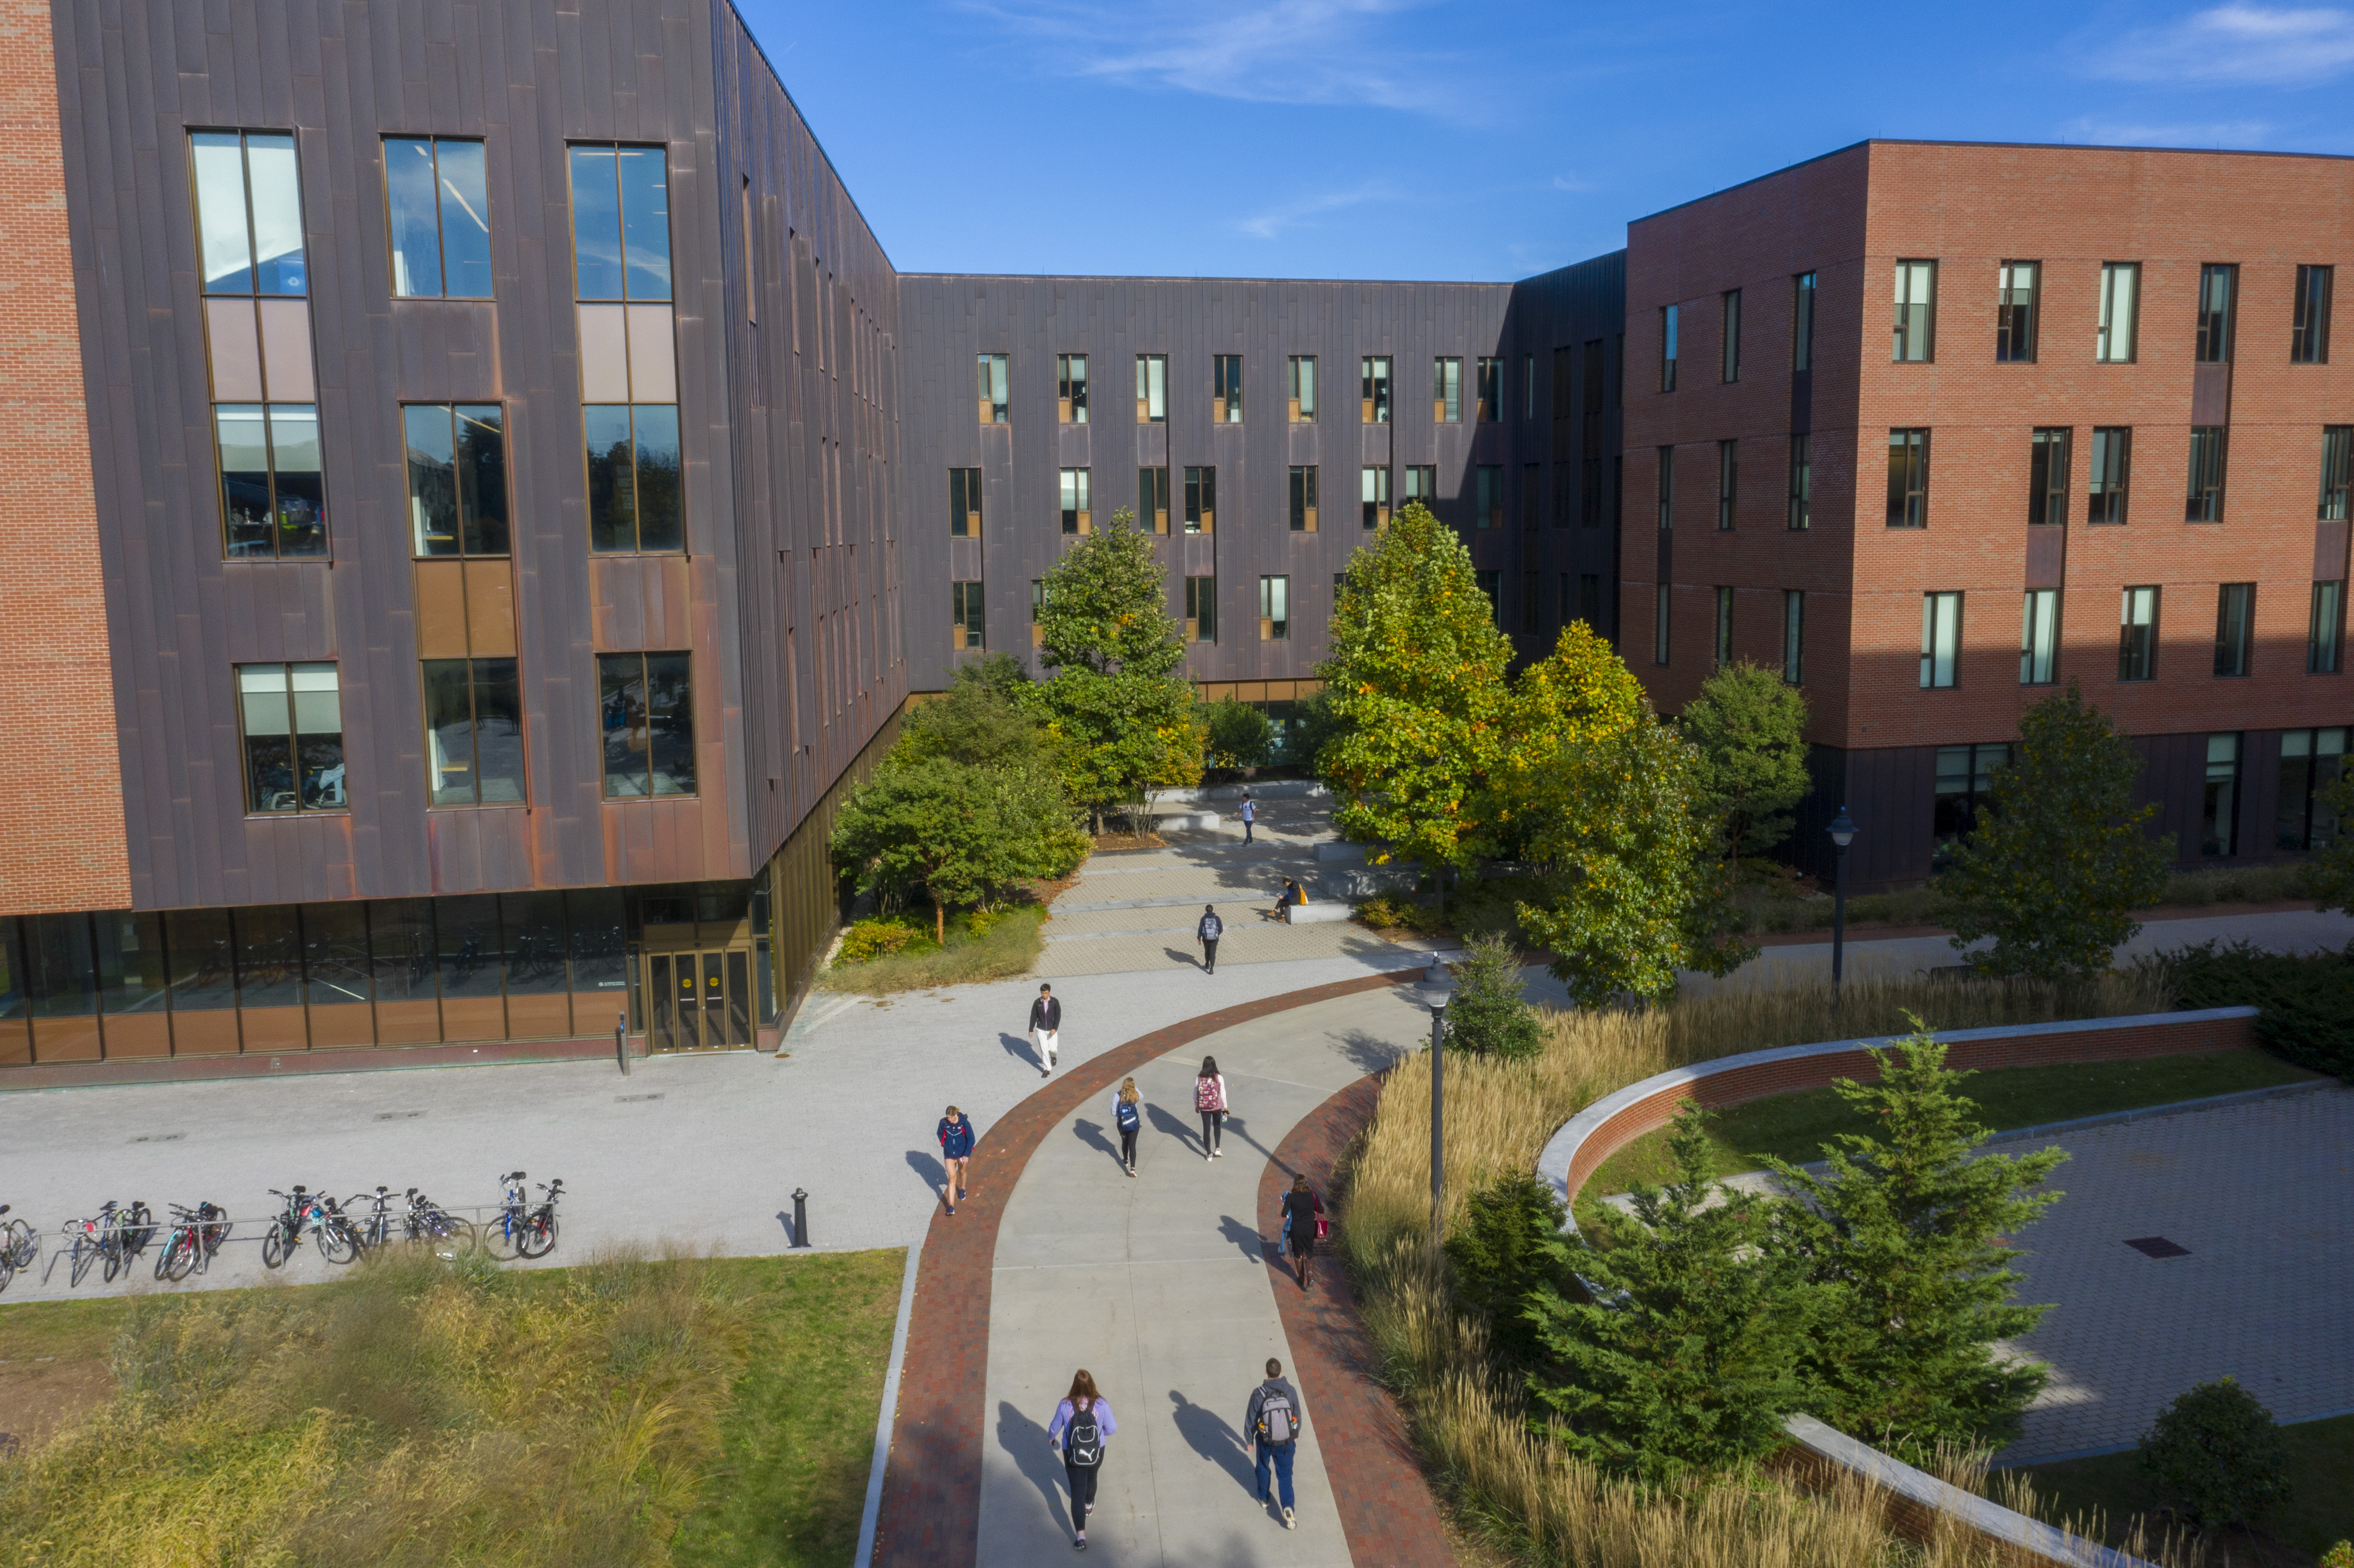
(934, 897, 946, 944)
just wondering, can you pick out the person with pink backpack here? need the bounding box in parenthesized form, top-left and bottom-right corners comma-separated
(1193, 1055, 1227, 1160)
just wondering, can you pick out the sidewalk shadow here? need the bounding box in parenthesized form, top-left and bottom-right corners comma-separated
(995, 1400, 1069, 1528)
(1337, 1027, 1407, 1077)
(1168, 1389, 1255, 1493)
(1215, 1111, 1272, 1165)
(1161, 946, 1208, 971)
(999, 1031, 1042, 1070)
(905, 1149, 946, 1199)
(1072, 1117, 1121, 1167)
(1146, 1101, 1202, 1154)
(1216, 1213, 1267, 1261)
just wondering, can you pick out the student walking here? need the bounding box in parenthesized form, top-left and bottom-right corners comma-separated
(1239, 791, 1256, 845)
(1194, 1056, 1228, 1160)
(1245, 1357, 1306, 1528)
(937, 1106, 976, 1216)
(1196, 904, 1222, 974)
(1029, 983, 1062, 1078)
(1281, 1173, 1325, 1288)
(1046, 1369, 1117, 1550)
(1112, 1077, 1142, 1175)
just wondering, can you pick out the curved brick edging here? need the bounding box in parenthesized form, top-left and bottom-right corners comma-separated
(1537, 1006, 2261, 1213)
(1258, 1076, 1460, 1566)
(870, 966, 1426, 1568)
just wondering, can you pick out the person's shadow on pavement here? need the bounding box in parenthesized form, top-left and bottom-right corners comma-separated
(996, 1400, 1070, 1530)
(1072, 1117, 1121, 1167)
(1216, 1214, 1267, 1261)
(998, 1032, 1041, 1069)
(1146, 1101, 1201, 1154)
(1168, 1389, 1255, 1492)
(905, 1150, 947, 1199)
(1162, 946, 1208, 971)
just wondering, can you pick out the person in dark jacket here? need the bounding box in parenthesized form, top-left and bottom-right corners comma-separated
(1244, 1357, 1306, 1528)
(937, 1106, 976, 1216)
(1029, 983, 1062, 1078)
(1196, 904, 1222, 974)
(1281, 1173, 1324, 1288)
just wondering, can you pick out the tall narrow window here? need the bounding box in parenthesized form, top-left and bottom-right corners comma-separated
(1787, 434, 1811, 530)
(1997, 261, 2040, 362)
(2021, 589, 2060, 685)
(1893, 260, 1936, 361)
(2097, 263, 2140, 362)
(1476, 465, 1503, 529)
(2202, 734, 2242, 856)
(1720, 289, 1742, 382)
(949, 467, 983, 537)
(2214, 583, 2255, 676)
(1713, 587, 1734, 668)
(1361, 466, 1390, 528)
(1139, 466, 1170, 534)
(1183, 466, 1216, 534)
(2028, 427, 2071, 526)
(2186, 426, 2227, 522)
(976, 353, 1010, 423)
(1433, 357, 1462, 423)
(1057, 354, 1089, 423)
(1521, 571, 1539, 635)
(1402, 466, 1437, 509)
(422, 657, 524, 805)
(1476, 356, 1502, 420)
(1782, 590, 1804, 684)
(1030, 580, 1046, 646)
(1360, 356, 1391, 423)
(2119, 586, 2159, 681)
(2311, 580, 2345, 673)
(1185, 575, 1217, 643)
(1259, 576, 1289, 641)
(1934, 744, 2010, 864)
(1660, 305, 1679, 391)
(569, 143, 670, 301)
(2320, 428, 2349, 520)
(1887, 429, 1930, 527)
(1579, 458, 1601, 526)
(1059, 468, 1092, 535)
(1476, 571, 1503, 624)
(1581, 574, 1602, 628)
(585, 404, 682, 552)
(597, 651, 694, 798)
(1136, 354, 1167, 423)
(2293, 264, 2334, 363)
(1214, 354, 1243, 422)
(1653, 585, 1671, 666)
(1791, 271, 1816, 371)
(2195, 264, 2238, 363)
(951, 582, 985, 650)
(2276, 728, 2347, 849)
(1289, 466, 1319, 532)
(1524, 353, 1537, 421)
(405, 404, 508, 556)
(237, 662, 344, 814)
(2089, 427, 2132, 524)
(1287, 355, 1316, 421)
(1657, 446, 1675, 529)
(385, 137, 490, 298)
(1920, 592, 1962, 688)
(1716, 440, 1737, 530)
(192, 131, 308, 297)
(1523, 463, 1542, 531)
(217, 404, 326, 559)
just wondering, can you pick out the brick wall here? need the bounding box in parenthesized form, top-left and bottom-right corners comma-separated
(0, 0, 127, 915)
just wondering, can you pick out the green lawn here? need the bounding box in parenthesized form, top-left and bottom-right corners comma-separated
(817, 903, 1047, 995)
(1585, 1050, 2323, 1196)
(2007, 1413, 2354, 1565)
(0, 1246, 903, 1568)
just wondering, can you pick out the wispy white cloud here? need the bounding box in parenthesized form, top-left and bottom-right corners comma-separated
(1233, 181, 1401, 240)
(1551, 173, 1596, 193)
(2058, 115, 2276, 147)
(2082, 4, 2354, 85)
(959, 0, 1467, 115)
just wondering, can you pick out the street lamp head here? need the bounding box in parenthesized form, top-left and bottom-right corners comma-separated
(1415, 960, 1458, 1013)
(1828, 806, 1858, 850)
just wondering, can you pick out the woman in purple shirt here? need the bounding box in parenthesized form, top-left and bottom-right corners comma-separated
(1044, 1369, 1117, 1550)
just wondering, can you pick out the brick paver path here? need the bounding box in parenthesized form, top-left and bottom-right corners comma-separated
(1996, 1085, 2354, 1463)
(872, 971, 1460, 1567)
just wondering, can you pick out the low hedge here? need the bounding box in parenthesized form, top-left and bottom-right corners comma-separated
(2145, 939, 2354, 1080)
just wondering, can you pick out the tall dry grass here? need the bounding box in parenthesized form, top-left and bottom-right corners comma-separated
(0, 1244, 751, 1568)
(1336, 970, 2187, 1568)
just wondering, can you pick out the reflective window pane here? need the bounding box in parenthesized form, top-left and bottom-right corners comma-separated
(473, 658, 525, 803)
(164, 908, 237, 1011)
(600, 653, 650, 797)
(233, 905, 303, 1010)
(455, 404, 509, 554)
(618, 147, 673, 300)
(502, 891, 568, 996)
(434, 140, 492, 299)
(385, 137, 443, 296)
(243, 134, 307, 296)
(267, 405, 326, 557)
(95, 912, 168, 1017)
(632, 404, 683, 551)
(566, 888, 628, 999)
(27, 914, 98, 1018)
(436, 893, 503, 1001)
(646, 651, 696, 796)
(405, 404, 459, 555)
(585, 404, 636, 551)
(216, 404, 274, 557)
(367, 899, 436, 1005)
(299, 902, 371, 1009)
(239, 664, 296, 813)
(423, 659, 478, 806)
(191, 132, 255, 295)
(568, 146, 624, 300)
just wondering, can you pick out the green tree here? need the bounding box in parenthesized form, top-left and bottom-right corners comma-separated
(1286, 686, 1348, 772)
(1678, 660, 1812, 858)
(828, 758, 1000, 943)
(1935, 683, 2172, 980)
(2138, 1378, 2291, 1531)
(1316, 503, 1511, 909)
(1024, 509, 1201, 829)
(1530, 1102, 1814, 1483)
(1443, 1171, 1571, 1369)
(1760, 1019, 2068, 1456)
(900, 652, 1042, 768)
(1442, 933, 1543, 1060)
(2306, 767, 2354, 915)
(1202, 696, 1274, 769)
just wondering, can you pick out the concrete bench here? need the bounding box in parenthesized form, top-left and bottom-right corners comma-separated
(1283, 901, 1354, 924)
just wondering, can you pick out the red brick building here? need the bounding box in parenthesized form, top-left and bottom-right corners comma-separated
(1626, 140, 2354, 889)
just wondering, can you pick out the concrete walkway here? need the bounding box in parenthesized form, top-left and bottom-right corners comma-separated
(975, 982, 1426, 1564)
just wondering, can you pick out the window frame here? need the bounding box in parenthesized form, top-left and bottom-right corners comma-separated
(1258, 575, 1289, 641)
(404, 402, 509, 557)
(1791, 271, 1816, 372)
(1920, 591, 1962, 688)
(1360, 465, 1390, 529)
(1184, 574, 1217, 644)
(1183, 466, 1216, 535)
(2195, 263, 2238, 364)
(1214, 353, 1244, 423)
(421, 655, 525, 807)
(216, 402, 327, 560)
(976, 352, 1010, 423)
(2214, 582, 2255, 677)
(584, 402, 684, 554)
(2119, 585, 2160, 681)
(1787, 433, 1810, 530)
(1433, 356, 1462, 423)
(2321, 428, 2350, 521)
(2294, 264, 2335, 364)
(595, 650, 696, 800)
(951, 581, 985, 651)
(1996, 260, 2039, 362)
(1135, 354, 1168, 424)
(2202, 732, 2242, 857)
(2021, 588, 2060, 686)
(1475, 464, 1503, 530)
(2089, 427, 2132, 524)
(1720, 288, 1742, 383)
(1713, 586, 1734, 669)
(1288, 465, 1319, 532)
(949, 467, 983, 538)
(190, 128, 308, 299)
(1476, 355, 1503, 421)
(1139, 465, 1170, 534)
(2311, 580, 2345, 674)
(1360, 356, 1392, 424)
(1892, 259, 1936, 362)
(1783, 589, 1804, 684)
(1056, 353, 1090, 424)
(1657, 445, 1675, 530)
(1659, 305, 1679, 391)
(1058, 467, 1093, 536)
(2186, 426, 2228, 523)
(1286, 355, 1317, 422)
(2097, 262, 2141, 363)
(2028, 427, 2070, 527)
(1715, 439, 1737, 531)
(1887, 428, 1930, 528)
(565, 142, 673, 304)
(236, 660, 345, 815)
(383, 135, 491, 300)
(1653, 584, 1671, 666)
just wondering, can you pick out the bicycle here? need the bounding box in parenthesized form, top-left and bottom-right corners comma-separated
(480, 1171, 562, 1260)
(0, 1204, 37, 1294)
(65, 1201, 131, 1286)
(347, 1186, 396, 1254)
(402, 1187, 475, 1260)
(153, 1202, 229, 1282)
(261, 1186, 359, 1269)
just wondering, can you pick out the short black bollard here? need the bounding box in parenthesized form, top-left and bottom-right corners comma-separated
(615, 1011, 629, 1076)
(791, 1188, 811, 1248)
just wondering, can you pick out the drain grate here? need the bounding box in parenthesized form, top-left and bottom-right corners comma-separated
(128, 1133, 185, 1144)
(373, 1111, 423, 1121)
(2124, 1235, 2191, 1259)
(615, 1092, 664, 1103)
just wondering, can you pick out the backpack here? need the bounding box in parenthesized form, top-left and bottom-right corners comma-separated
(1195, 1077, 1221, 1112)
(1116, 1098, 1140, 1132)
(1200, 913, 1223, 941)
(1256, 1388, 1296, 1446)
(1065, 1403, 1102, 1466)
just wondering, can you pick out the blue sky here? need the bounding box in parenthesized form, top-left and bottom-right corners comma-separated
(732, 0, 2354, 282)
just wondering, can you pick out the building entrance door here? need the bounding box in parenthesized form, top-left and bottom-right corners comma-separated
(645, 946, 754, 1052)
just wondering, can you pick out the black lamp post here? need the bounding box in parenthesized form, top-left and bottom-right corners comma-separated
(1414, 960, 1457, 1244)
(1828, 806, 1858, 1008)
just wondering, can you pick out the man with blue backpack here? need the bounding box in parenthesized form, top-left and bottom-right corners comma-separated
(1245, 1358, 1305, 1528)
